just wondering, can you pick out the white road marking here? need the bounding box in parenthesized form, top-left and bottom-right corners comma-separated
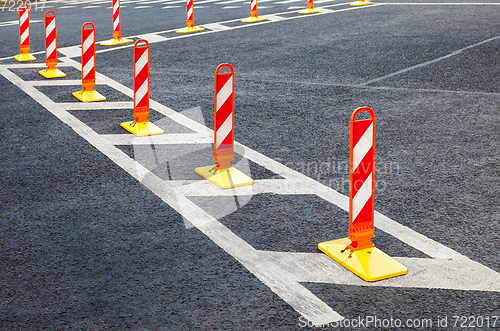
(135, 33, 168, 42)
(263, 14, 286, 20)
(217, 0, 246, 4)
(29, 80, 82, 86)
(0, 20, 41, 27)
(265, 252, 500, 291)
(57, 46, 81, 59)
(202, 22, 232, 31)
(60, 102, 134, 110)
(102, 133, 213, 145)
(361, 34, 500, 86)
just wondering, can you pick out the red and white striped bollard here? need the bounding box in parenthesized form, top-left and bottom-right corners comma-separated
(349, 107, 376, 250)
(242, 0, 267, 22)
(318, 107, 407, 282)
(120, 40, 164, 136)
(176, 0, 205, 33)
(14, 3, 36, 62)
(195, 64, 254, 189)
(101, 0, 133, 46)
(73, 23, 106, 102)
(298, 0, 322, 14)
(39, 11, 66, 78)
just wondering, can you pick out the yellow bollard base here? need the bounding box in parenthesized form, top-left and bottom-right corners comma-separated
(120, 121, 164, 136)
(72, 89, 106, 102)
(176, 26, 206, 33)
(14, 53, 36, 62)
(39, 68, 67, 79)
(195, 165, 254, 189)
(241, 16, 268, 23)
(350, 0, 372, 5)
(298, 8, 322, 14)
(318, 238, 408, 282)
(100, 37, 134, 46)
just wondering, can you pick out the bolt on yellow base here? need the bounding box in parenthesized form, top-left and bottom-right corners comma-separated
(72, 89, 106, 102)
(350, 0, 372, 5)
(318, 238, 407, 282)
(39, 68, 66, 79)
(176, 26, 205, 33)
(14, 52, 36, 62)
(195, 165, 254, 189)
(100, 37, 134, 46)
(298, 8, 322, 14)
(120, 121, 164, 136)
(241, 16, 267, 23)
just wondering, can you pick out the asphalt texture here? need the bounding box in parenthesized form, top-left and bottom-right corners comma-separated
(1, 0, 500, 330)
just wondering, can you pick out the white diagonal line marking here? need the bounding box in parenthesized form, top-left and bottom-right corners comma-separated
(352, 122, 373, 172)
(82, 55, 94, 77)
(114, 16, 120, 30)
(216, 76, 233, 112)
(134, 78, 148, 107)
(135, 49, 148, 76)
(113, 0, 119, 12)
(83, 31, 94, 53)
(352, 173, 372, 220)
(187, 7, 193, 17)
(216, 112, 232, 148)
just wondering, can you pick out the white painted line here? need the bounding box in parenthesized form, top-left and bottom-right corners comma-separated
(315, 0, 343, 3)
(58, 46, 81, 59)
(265, 251, 500, 292)
(275, 0, 302, 5)
(162, 5, 182, 7)
(361, 35, 500, 86)
(29, 80, 82, 86)
(134, 5, 153, 8)
(60, 102, 134, 110)
(0, 19, 41, 27)
(197, 0, 224, 4)
(1, 63, 50, 69)
(175, 178, 314, 197)
(262, 14, 286, 21)
(82, 5, 101, 8)
(202, 22, 232, 31)
(217, 0, 245, 4)
(135, 33, 168, 42)
(222, 5, 241, 8)
(101, 133, 212, 145)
